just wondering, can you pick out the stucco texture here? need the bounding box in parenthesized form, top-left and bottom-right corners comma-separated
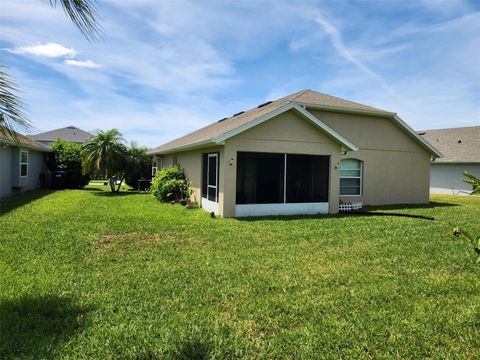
(311, 110, 431, 205)
(159, 108, 432, 217)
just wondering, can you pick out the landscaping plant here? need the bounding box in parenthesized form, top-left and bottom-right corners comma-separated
(82, 129, 128, 193)
(124, 142, 151, 189)
(463, 171, 480, 195)
(150, 164, 190, 202)
(452, 227, 480, 264)
(451, 171, 480, 264)
(51, 139, 89, 188)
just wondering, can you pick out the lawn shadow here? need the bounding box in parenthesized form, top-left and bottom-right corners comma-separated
(91, 191, 150, 197)
(364, 201, 459, 211)
(0, 189, 54, 216)
(0, 294, 92, 359)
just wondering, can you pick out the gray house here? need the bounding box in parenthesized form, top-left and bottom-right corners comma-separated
(28, 126, 93, 148)
(0, 132, 51, 199)
(420, 126, 480, 195)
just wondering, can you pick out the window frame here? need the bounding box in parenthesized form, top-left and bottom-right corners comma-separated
(151, 157, 162, 178)
(202, 152, 219, 203)
(339, 158, 363, 196)
(20, 150, 29, 178)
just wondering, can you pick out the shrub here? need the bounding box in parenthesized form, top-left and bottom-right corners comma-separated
(151, 165, 190, 201)
(51, 140, 89, 188)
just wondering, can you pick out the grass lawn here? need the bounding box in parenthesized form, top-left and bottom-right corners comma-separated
(0, 187, 479, 359)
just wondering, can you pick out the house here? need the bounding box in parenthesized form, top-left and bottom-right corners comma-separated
(148, 89, 441, 217)
(419, 126, 480, 195)
(27, 126, 93, 148)
(0, 131, 51, 199)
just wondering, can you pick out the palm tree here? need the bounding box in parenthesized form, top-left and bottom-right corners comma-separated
(0, 0, 101, 140)
(82, 129, 127, 193)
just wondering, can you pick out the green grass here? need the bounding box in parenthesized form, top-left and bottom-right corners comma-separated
(0, 188, 479, 359)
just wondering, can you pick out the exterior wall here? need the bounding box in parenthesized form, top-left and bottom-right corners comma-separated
(430, 163, 480, 195)
(0, 145, 46, 199)
(0, 146, 12, 198)
(222, 110, 342, 217)
(161, 146, 224, 210)
(310, 110, 431, 205)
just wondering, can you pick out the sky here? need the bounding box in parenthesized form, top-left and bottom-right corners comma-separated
(1, 0, 479, 147)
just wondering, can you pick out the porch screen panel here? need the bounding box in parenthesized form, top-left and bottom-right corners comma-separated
(286, 155, 329, 203)
(236, 152, 284, 204)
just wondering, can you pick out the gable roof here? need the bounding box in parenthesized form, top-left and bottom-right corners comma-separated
(148, 89, 441, 157)
(419, 126, 480, 163)
(28, 126, 93, 143)
(0, 131, 51, 152)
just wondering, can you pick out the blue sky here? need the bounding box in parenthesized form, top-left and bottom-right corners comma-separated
(1, 0, 479, 147)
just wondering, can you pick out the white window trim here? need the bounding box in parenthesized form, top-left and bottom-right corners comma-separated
(206, 153, 218, 203)
(340, 159, 363, 196)
(20, 150, 29, 178)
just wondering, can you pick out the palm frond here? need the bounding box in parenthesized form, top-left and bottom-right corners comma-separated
(50, 0, 102, 41)
(0, 65, 31, 142)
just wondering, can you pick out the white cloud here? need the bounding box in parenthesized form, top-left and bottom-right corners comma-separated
(9, 42, 76, 58)
(312, 10, 398, 97)
(64, 59, 102, 68)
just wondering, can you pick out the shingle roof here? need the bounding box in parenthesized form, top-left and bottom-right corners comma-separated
(419, 126, 480, 163)
(28, 126, 93, 143)
(148, 89, 388, 154)
(0, 131, 51, 152)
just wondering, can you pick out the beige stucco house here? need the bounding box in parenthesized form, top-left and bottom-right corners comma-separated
(148, 90, 441, 217)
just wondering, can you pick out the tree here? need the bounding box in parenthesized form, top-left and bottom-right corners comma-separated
(0, 0, 101, 140)
(82, 129, 127, 193)
(51, 139, 89, 188)
(124, 142, 151, 189)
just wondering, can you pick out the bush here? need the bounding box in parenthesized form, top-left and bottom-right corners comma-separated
(151, 165, 190, 201)
(51, 140, 89, 188)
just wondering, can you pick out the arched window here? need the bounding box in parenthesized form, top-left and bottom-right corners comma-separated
(340, 158, 362, 196)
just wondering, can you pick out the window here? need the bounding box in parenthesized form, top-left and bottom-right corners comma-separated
(236, 152, 329, 204)
(152, 160, 157, 178)
(20, 150, 28, 177)
(202, 153, 219, 202)
(340, 158, 362, 195)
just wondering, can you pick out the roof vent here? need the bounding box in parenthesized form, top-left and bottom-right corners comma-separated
(418, 131, 426, 135)
(217, 117, 228, 122)
(67, 126, 76, 129)
(233, 111, 244, 117)
(257, 101, 272, 108)
(458, 140, 462, 144)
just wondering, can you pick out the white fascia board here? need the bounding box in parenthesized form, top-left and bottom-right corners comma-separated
(392, 115, 442, 158)
(147, 138, 217, 155)
(214, 102, 358, 151)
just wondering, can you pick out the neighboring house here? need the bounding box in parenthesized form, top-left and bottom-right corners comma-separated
(419, 126, 480, 195)
(0, 132, 51, 199)
(28, 126, 93, 147)
(148, 89, 441, 218)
